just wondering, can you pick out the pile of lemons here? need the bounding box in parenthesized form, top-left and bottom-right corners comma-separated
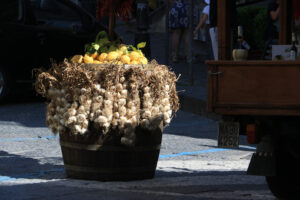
(82, 44, 148, 65)
(71, 31, 148, 65)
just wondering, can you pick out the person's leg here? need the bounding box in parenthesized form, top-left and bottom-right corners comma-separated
(209, 27, 218, 60)
(183, 28, 190, 61)
(205, 26, 213, 60)
(172, 28, 181, 62)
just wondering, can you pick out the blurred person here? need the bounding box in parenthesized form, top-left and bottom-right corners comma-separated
(207, 0, 236, 60)
(209, 0, 217, 60)
(193, 0, 210, 37)
(169, 0, 190, 62)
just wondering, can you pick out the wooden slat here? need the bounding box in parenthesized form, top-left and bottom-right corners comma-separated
(213, 108, 300, 116)
(64, 164, 156, 173)
(206, 60, 300, 66)
(207, 64, 214, 112)
(279, 0, 292, 44)
(217, 0, 232, 60)
(60, 140, 161, 151)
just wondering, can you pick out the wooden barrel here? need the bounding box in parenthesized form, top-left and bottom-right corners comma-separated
(59, 125, 162, 181)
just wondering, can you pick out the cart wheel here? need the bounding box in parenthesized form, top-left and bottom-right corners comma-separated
(0, 66, 9, 101)
(266, 175, 300, 200)
(266, 139, 300, 200)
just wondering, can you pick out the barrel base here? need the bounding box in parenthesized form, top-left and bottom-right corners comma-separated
(61, 146, 160, 181)
(60, 125, 163, 181)
(65, 165, 156, 181)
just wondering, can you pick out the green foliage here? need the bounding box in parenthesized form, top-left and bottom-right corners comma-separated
(84, 31, 147, 55)
(137, 42, 146, 49)
(237, 6, 267, 50)
(84, 31, 121, 54)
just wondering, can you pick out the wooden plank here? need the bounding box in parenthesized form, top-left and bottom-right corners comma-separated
(217, 0, 232, 60)
(214, 104, 300, 109)
(206, 60, 300, 66)
(279, 0, 292, 44)
(207, 64, 214, 113)
(213, 108, 300, 116)
(216, 65, 300, 105)
(206, 61, 300, 116)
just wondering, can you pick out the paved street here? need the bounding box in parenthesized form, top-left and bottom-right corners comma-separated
(0, 101, 275, 200)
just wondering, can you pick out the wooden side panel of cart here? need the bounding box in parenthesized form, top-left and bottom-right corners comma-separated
(206, 61, 300, 116)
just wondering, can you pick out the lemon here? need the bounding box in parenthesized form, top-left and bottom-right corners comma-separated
(71, 55, 83, 63)
(129, 51, 140, 61)
(93, 60, 101, 64)
(130, 60, 140, 65)
(121, 55, 130, 64)
(98, 53, 108, 62)
(119, 45, 127, 52)
(140, 57, 148, 64)
(107, 51, 119, 61)
(117, 50, 124, 57)
(90, 52, 99, 59)
(83, 54, 94, 64)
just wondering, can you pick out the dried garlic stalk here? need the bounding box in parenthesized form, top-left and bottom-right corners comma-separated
(36, 60, 179, 146)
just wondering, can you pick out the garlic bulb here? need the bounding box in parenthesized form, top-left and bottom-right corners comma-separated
(66, 88, 92, 135)
(90, 84, 105, 132)
(141, 86, 153, 129)
(158, 84, 172, 126)
(40, 61, 179, 146)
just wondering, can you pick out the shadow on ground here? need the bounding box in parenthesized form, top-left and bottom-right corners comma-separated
(0, 150, 250, 181)
(0, 151, 64, 181)
(0, 166, 271, 200)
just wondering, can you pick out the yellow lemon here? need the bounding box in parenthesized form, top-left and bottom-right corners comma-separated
(119, 45, 127, 52)
(71, 55, 83, 63)
(129, 51, 140, 61)
(140, 57, 148, 64)
(107, 51, 119, 61)
(117, 50, 123, 57)
(90, 52, 99, 59)
(117, 61, 123, 65)
(130, 60, 140, 65)
(83, 54, 94, 64)
(121, 55, 130, 64)
(93, 60, 101, 64)
(98, 53, 108, 62)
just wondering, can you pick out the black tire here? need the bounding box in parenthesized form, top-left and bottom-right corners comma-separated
(266, 175, 300, 200)
(0, 66, 10, 101)
(266, 138, 300, 200)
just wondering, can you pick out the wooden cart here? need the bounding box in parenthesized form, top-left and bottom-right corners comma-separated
(206, 1, 300, 199)
(207, 60, 300, 117)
